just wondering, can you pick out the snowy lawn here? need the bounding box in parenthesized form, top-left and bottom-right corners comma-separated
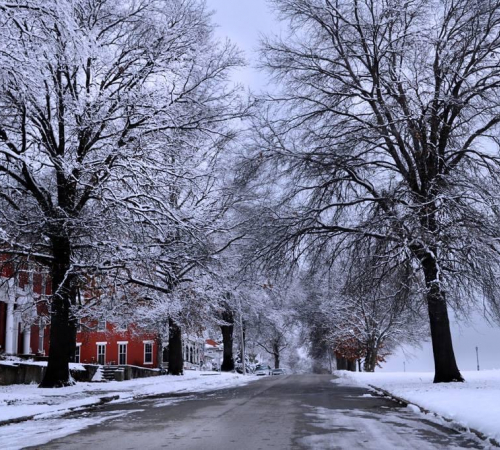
(335, 369, 500, 444)
(0, 370, 257, 424)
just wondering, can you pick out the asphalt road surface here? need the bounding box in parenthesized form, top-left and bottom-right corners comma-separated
(32, 374, 485, 450)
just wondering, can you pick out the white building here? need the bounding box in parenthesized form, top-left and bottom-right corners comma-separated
(182, 335, 205, 370)
(203, 339, 223, 370)
(0, 272, 41, 356)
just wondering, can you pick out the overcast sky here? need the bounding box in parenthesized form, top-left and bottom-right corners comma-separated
(206, 0, 500, 373)
(206, 0, 279, 90)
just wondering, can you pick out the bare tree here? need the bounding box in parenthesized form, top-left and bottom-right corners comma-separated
(253, 319, 289, 369)
(328, 248, 428, 372)
(294, 255, 427, 373)
(127, 162, 250, 375)
(246, 285, 292, 369)
(0, 0, 243, 386)
(246, 0, 500, 382)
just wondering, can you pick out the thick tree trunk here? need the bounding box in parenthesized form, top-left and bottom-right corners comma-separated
(220, 306, 234, 372)
(336, 355, 347, 370)
(364, 347, 372, 372)
(40, 306, 74, 387)
(40, 237, 74, 388)
(156, 336, 163, 367)
(273, 342, 280, 369)
(422, 256, 464, 383)
(363, 341, 378, 372)
(167, 317, 183, 375)
(220, 323, 234, 372)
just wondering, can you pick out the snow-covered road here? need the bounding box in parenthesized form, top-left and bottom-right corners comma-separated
(6, 374, 487, 450)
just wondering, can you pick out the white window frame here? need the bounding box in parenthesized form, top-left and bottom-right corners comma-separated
(143, 341, 153, 365)
(115, 322, 127, 332)
(118, 342, 128, 365)
(75, 343, 82, 363)
(96, 342, 107, 365)
(97, 320, 107, 332)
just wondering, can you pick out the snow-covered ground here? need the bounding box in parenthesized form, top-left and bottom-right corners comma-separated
(335, 369, 500, 444)
(0, 371, 257, 424)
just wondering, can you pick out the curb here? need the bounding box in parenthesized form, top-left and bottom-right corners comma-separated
(0, 394, 119, 428)
(0, 375, 256, 428)
(368, 384, 500, 448)
(132, 391, 194, 401)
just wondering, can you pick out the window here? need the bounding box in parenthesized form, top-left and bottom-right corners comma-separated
(97, 320, 106, 332)
(118, 342, 127, 365)
(189, 347, 193, 363)
(18, 270, 29, 289)
(185, 345, 189, 361)
(75, 344, 81, 363)
(115, 322, 127, 332)
(97, 343, 106, 365)
(144, 342, 153, 365)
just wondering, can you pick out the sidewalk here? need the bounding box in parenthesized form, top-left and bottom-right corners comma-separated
(335, 369, 500, 446)
(0, 370, 257, 425)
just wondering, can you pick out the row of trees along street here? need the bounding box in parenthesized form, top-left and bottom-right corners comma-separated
(0, 0, 246, 387)
(239, 0, 500, 383)
(2, 0, 500, 386)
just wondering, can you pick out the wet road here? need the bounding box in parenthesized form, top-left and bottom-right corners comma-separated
(31, 375, 485, 450)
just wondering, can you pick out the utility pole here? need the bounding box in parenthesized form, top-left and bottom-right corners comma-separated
(238, 298, 246, 376)
(476, 346, 480, 371)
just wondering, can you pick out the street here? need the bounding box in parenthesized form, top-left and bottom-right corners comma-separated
(29, 375, 485, 450)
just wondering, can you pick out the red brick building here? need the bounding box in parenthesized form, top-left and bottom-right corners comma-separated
(76, 322, 159, 368)
(1, 256, 207, 371)
(1, 256, 159, 368)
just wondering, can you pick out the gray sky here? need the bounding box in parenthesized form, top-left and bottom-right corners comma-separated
(207, 0, 500, 373)
(383, 314, 500, 372)
(206, 0, 279, 90)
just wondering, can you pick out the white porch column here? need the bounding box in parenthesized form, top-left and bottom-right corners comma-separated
(4, 303, 15, 354)
(23, 326, 31, 354)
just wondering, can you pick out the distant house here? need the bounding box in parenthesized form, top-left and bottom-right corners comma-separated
(203, 338, 223, 370)
(181, 335, 205, 370)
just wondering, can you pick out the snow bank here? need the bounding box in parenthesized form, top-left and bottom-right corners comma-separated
(0, 357, 87, 371)
(335, 370, 500, 443)
(0, 371, 257, 423)
(0, 410, 141, 450)
(0, 361, 86, 371)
